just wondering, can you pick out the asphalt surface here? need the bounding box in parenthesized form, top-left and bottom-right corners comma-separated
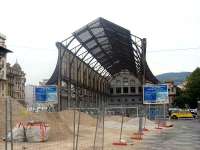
(135, 119, 200, 150)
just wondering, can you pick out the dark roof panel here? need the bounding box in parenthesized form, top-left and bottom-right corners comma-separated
(73, 17, 138, 76)
(0, 46, 13, 53)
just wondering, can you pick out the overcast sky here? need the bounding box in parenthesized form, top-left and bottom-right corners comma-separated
(1, 0, 200, 85)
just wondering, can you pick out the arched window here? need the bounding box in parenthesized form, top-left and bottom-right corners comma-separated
(130, 79, 135, 85)
(116, 80, 121, 86)
(123, 77, 128, 86)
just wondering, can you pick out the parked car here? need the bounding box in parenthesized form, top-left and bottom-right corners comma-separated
(171, 110, 193, 119)
(168, 108, 181, 118)
(189, 109, 198, 118)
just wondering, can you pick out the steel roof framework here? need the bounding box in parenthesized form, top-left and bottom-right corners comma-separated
(47, 17, 158, 86)
(58, 18, 158, 83)
(47, 18, 158, 83)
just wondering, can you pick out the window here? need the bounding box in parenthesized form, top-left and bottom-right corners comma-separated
(110, 99, 114, 102)
(130, 79, 135, 85)
(138, 87, 142, 93)
(116, 87, 121, 94)
(132, 99, 135, 102)
(123, 87, 128, 93)
(130, 87, 136, 93)
(116, 80, 121, 86)
(110, 88, 113, 94)
(123, 77, 128, 86)
(117, 99, 121, 102)
(125, 99, 128, 102)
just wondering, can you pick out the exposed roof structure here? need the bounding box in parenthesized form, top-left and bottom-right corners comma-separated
(73, 18, 137, 76)
(47, 17, 159, 84)
(73, 18, 158, 83)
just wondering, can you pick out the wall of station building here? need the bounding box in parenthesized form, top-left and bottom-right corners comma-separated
(55, 45, 109, 110)
(108, 70, 143, 107)
(60, 45, 109, 94)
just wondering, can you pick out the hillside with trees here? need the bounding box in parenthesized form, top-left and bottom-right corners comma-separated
(156, 72, 191, 85)
(173, 68, 200, 108)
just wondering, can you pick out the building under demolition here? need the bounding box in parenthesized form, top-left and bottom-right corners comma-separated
(47, 17, 158, 112)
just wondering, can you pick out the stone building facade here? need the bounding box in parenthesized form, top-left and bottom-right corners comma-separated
(0, 33, 25, 99)
(108, 69, 143, 115)
(165, 81, 176, 106)
(0, 33, 11, 97)
(0, 33, 6, 47)
(6, 62, 26, 99)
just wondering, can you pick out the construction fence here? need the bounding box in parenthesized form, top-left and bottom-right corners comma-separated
(0, 97, 166, 150)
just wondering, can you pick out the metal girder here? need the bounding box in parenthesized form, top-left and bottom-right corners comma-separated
(83, 55, 93, 62)
(77, 50, 88, 57)
(86, 25, 114, 64)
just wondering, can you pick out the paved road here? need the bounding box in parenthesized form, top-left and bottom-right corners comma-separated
(135, 120, 200, 150)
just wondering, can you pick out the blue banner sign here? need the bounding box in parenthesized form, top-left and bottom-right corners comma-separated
(46, 86, 57, 102)
(144, 86, 157, 103)
(35, 87, 46, 102)
(35, 85, 58, 103)
(143, 84, 169, 104)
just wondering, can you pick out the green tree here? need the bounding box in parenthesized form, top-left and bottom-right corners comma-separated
(185, 67, 200, 108)
(172, 93, 190, 108)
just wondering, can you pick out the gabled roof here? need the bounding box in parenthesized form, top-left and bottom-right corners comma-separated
(47, 17, 159, 85)
(73, 17, 158, 83)
(73, 18, 137, 76)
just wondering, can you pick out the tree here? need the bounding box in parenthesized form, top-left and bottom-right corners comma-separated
(173, 67, 200, 108)
(172, 94, 190, 108)
(185, 67, 200, 108)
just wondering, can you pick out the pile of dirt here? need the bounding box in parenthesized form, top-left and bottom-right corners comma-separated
(104, 115, 130, 123)
(58, 110, 97, 127)
(0, 99, 97, 141)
